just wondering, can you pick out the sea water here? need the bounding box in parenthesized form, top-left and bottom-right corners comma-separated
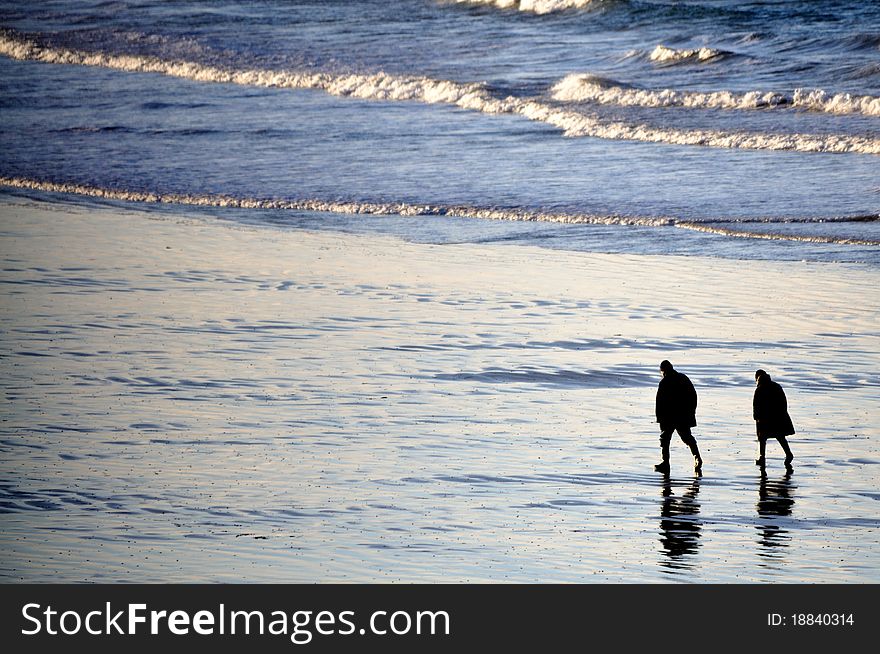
(1, 0, 879, 258)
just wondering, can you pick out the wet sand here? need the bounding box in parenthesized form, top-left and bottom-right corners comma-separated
(0, 197, 878, 582)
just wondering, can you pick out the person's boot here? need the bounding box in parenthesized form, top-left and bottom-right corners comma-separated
(655, 443, 670, 472)
(689, 443, 703, 472)
(781, 438, 794, 469)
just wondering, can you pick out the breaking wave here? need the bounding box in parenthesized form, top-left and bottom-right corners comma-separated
(674, 222, 880, 246)
(0, 30, 490, 105)
(2, 176, 878, 246)
(649, 45, 727, 65)
(513, 103, 880, 153)
(0, 175, 666, 225)
(2, 30, 879, 155)
(552, 74, 880, 116)
(449, 0, 599, 14)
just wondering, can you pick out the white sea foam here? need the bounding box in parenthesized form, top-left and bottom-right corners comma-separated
(0, 30, 490, 105)
(553, 74, 880, 116)
(675, 222, 880, 246)
(2, 30, 880, 155)
(515, 101, 880, 154)
(450, 0, 597, 14)
(791, 88, 880, 117)
(3, 176, 878, 246)
(649, 45, 726, 64)
(0, 175, 666, 226)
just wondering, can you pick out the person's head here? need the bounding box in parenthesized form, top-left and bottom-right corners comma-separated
(660, 360, 673, 377)
(755, 369, 768, 384)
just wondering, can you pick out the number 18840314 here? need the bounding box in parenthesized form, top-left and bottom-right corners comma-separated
(768, 613, 854, 627)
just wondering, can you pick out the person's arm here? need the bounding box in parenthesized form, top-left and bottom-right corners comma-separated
(688, 378, 697, 413)
(655, 382, 663, 423)
(753, 388, 759, 421)
(680, 375, 697, 414)
(655, 396, 659, 422)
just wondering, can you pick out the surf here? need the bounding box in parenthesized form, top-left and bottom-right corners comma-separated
(552, 74, 880, 117)
(3, 29, 879, 156)
(448, 0, 601, 14)
(648, 44, 727, 65)
(3, 176, 878, 246)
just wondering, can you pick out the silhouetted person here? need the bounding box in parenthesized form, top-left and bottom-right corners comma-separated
(753, 369, 795, 469)
(659, 473, 702, 568)
(654, 360, 702, 473)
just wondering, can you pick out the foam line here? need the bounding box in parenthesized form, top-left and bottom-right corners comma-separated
(0, 175, 667, 225)
(515, 101, 880, 153)
(450, 0, 598, 14)
(675, 222, 880, 246)
(553, 73, 880, 116)
(2, 176, 878, 246)
(648, 45, 727, 65)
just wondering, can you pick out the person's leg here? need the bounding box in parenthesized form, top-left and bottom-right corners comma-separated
(778, 436, 794, 467)
(655, 429, 672, 472)
(756, 440, 767, 466)
(756, 425, 766, 466)
(678, 427, 702, 471)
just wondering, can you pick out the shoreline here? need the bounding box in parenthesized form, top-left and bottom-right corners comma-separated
(3, 178, 880, 248)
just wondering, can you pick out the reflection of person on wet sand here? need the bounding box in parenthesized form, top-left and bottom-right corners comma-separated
(756, 469, 795, 552)
(654, 360, 703, 473)
(659, 474, 702, 568)
(753, 369, 795, 469)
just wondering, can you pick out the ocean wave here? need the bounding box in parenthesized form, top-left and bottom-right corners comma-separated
(2, 176, 878, 246)
(849, 62, 880, 80)
(2, 30, 879, 155)
(514, 102, 880, 154)
(843, 32, 880, 52)
(0, 175, 668, 226)
(675, 222, 880, 247)
(649, 45, 727, 65)
(0, 30, 491, 105)
(552, 74, 880, 116)
(449, 0, 599, 14)
(49, 125, 132, 134)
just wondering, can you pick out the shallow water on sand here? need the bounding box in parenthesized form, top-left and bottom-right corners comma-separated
(0, 200, 878, 582)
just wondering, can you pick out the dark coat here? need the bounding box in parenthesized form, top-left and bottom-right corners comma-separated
(753, 376, 795, 438)
(656, 370, 697, 430)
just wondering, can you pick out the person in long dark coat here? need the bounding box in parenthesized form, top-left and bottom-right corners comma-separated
(654, 360, 703, 473)
(753, 369, 795, 469)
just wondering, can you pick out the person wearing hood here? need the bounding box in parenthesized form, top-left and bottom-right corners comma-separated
(654, 360, 702, 473)
(753, 369, 795, 469)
